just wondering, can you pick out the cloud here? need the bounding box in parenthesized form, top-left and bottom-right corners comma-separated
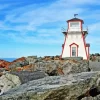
(0, 0, 82, 44)
(7, 33, 63, 44)
(0, 0, 100, 46)
(69, 0, 100, 5)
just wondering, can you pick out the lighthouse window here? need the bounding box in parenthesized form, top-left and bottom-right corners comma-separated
(72, 47, 76, 57)
(70, 22, 79, 27)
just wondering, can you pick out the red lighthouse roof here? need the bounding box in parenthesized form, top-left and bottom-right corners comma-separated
(67, 18, 84, 24)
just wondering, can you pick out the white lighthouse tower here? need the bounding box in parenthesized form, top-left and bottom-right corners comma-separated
(61, 15, 90, 60)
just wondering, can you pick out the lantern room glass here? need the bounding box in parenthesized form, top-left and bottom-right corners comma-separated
(70, 22, 79, 27)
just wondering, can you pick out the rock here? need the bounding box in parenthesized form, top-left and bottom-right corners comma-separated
(46, 70, 58, 76)
(42, 56, 60, 61)
(0, 60, 10, 69)
(4, 56, 90, 76)
(21, 64, 33, 71)
(0, 68, 6, 73)
(81, 97, 94, 100)
(10, 71, 47, 84)
(19, 59, 90, 76)
(9, 57, 29, 70)
(90, 54, 100, 62)
(0, 73, 21, 95)
(0, 72, 3, 77)
(12, 57, 26, 62)
(0, 71, 100, 100)
(10, 64, 34, 72)
(25, 56, 37, 64)
(62, 60, 90, 74)
(29, 60, 90, 75)
(89, 61, 100, 71)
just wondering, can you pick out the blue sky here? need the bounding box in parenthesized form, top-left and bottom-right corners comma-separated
(0, 0, 100, 58)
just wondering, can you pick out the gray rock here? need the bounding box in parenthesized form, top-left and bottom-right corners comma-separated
(10, 71, 47, 84)
(89, 61, 100, 71)
(62, 60, 90, 75)
(0, 71, 100, 100)
(30, 60, 90, 76)
(0, 73, 21, 95)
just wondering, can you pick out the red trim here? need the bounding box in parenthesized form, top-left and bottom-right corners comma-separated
(62, 44, 64, 47)
(67, 20, 83, 23)
(67, 18, 84, 24)
(86, 45, 90, 60)
(60, 34, 68, 58)
(88, 47, 89, 59)
(77, 47, 78, 56)
(69, 43, 79, 47)
(69, 43, 79, 57)
(82, 32, 88, 60)
(87, 47, 90, 60)
(68, 22, 69, 30)
(86, 46, 89, 60)
(70, 46, 71, 57)
(81, 22, 82, 31)
(88, 47, 90, 60)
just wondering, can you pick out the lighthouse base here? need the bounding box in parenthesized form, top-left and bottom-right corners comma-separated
(62, 57, 83, 61)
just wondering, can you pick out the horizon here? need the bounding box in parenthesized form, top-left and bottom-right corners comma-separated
(0, 0, 100, 58)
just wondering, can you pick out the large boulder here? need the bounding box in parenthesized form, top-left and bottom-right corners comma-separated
(0, 73, 21, 95)
(0, 71, 100, 100)
(10, 71, 47, 84)
(62, 60, 90, 74)
(89, 61, 100, 71)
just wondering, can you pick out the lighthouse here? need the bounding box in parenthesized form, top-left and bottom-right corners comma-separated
(61, 15, 90, 60)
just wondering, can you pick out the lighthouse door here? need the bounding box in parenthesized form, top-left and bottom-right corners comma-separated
(72, 47, 76, 57)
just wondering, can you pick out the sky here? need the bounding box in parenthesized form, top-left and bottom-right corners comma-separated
(0, 0, 100, 58)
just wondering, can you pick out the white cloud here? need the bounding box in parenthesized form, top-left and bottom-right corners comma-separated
(69, 0, 100, 5)
(8, 34, 63, 44)
(0, 0, 100, 46)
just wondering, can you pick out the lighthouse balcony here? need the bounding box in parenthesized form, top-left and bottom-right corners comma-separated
(83, 30, 88, 38)
(62, 31, 67, 35)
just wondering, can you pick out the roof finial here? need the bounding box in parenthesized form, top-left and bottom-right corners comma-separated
(74, 14, 78, 18)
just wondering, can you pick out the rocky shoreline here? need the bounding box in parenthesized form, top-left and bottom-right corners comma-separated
(0, 55, 100, 100)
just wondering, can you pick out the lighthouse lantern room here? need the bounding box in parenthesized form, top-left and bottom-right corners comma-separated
(61, 15, 90, 60)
